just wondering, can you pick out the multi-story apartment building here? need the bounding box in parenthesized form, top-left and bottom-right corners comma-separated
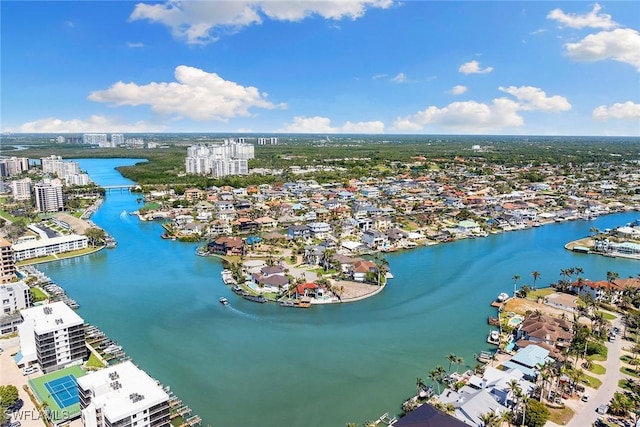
(41, 155, 81, 178)
(111, 134, 124, 144)
(17, 301, 86, 372)
(0, 238, 17, 283)
(35, 179, 64, 212)
(82, 134, 108, 145)
(65, 173, 92, 186)
(12, 234, 89, 262)
(0, 157, 29, 177)
(1, 280, 31, 337)
(11, 178, 32, 201)
(78, 361, 171, 427)
(257, 137, 278, 145)
(0, 281, 30, 315)
(185, 140, 254, 177)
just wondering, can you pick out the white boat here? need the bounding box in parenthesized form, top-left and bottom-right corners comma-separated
(219, 297, 229, 306)
(487, 330, 500, 345)
(497, 292, 509, 302)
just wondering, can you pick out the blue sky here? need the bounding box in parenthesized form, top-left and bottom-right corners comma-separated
(1, 1, 639, 136)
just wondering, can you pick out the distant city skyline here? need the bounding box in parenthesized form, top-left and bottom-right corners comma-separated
(2, 1, 639, 136)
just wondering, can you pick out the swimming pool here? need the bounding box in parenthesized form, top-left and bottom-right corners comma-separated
(508, 316, 523, 327)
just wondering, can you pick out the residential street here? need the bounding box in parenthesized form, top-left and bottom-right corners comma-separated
(548, 317, 626, 427)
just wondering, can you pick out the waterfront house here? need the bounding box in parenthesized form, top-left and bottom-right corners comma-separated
(362, 230, 389, 250)
(393, 403, 469, 427)
(294, 282, 320, 299)
(207, 236, 245, 256)
(515, 314, 572, 351)
(350, 260, 378, 282)
(251, 273, 289, 293)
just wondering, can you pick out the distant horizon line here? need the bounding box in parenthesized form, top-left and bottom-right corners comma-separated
(2, 132, 639, 139)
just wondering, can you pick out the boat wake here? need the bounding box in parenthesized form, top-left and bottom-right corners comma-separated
(119, 210, 128, 220)
(225, 305, 258, 321)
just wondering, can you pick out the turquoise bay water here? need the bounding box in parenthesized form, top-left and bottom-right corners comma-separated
(37, 159, 640, 426)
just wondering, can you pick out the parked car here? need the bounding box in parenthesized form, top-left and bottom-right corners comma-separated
(581, 394, 590, 402)
(596, 404, 608, 415)
(22, 366, 38, 376)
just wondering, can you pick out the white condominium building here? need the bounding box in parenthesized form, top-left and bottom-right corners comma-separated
(83, 134, 108, 145)
(17, 301, 87, 372)
(65, 173, 92, 186)
(185, 140, 254, 177)
(78, 361, 171, 427)
(257, 137, 279, 145)
(0, 157, 29, 177)
(12, 234, 89, 262)
(0, 281, 31, 314)
(11, 178, 32, 201)
(34, 179, 64, 212)
(41, 155, 81, 178)
(111, 134, 124, 144)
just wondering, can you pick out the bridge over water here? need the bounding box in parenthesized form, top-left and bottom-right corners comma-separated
(102, 184, 137, 192)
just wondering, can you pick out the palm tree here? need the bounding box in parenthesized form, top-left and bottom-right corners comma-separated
(447, 353, 458, 375)
(455, 355, 464, 373)
(478, 411, 500, 427)
(607, 270, 620, 285)
(506, 379, 522, 409)
(512, 275, 521, 297)
(531, 271, 541, 290)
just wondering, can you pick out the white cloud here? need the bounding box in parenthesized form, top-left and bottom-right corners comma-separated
(276, 116, 384, 133)
(6, 115, 166, 133)
(126, 42, 145, 48)
(498, 86, 571, 111)
(450, 85, 467, 95)
(88, 65, 286, 122)
(458, 60, 493, 74)
(65, 21, 74, 28)
(593, 101, 640, 120)
(391, 72, 406, 83)
(393, 85, 570, 133)
(547, 3, 618, 29)
(130, 0, 394, 45)
(372, 73, 387, 80)
(393, 99, 522, 133)
(564, 28, 640, 71)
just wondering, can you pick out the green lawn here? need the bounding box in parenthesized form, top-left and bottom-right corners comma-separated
(29, 287, 48, 302)
(581, 373, 603, 389)
(588, 353, 607, 362)
(621, 366, 640, 378)
(0, 210, 19, 222)
(598, 311, 617, 321)
(527, 287, 556, 300)
(588, 363, 606, 375)
(85, 352, 106, 369)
